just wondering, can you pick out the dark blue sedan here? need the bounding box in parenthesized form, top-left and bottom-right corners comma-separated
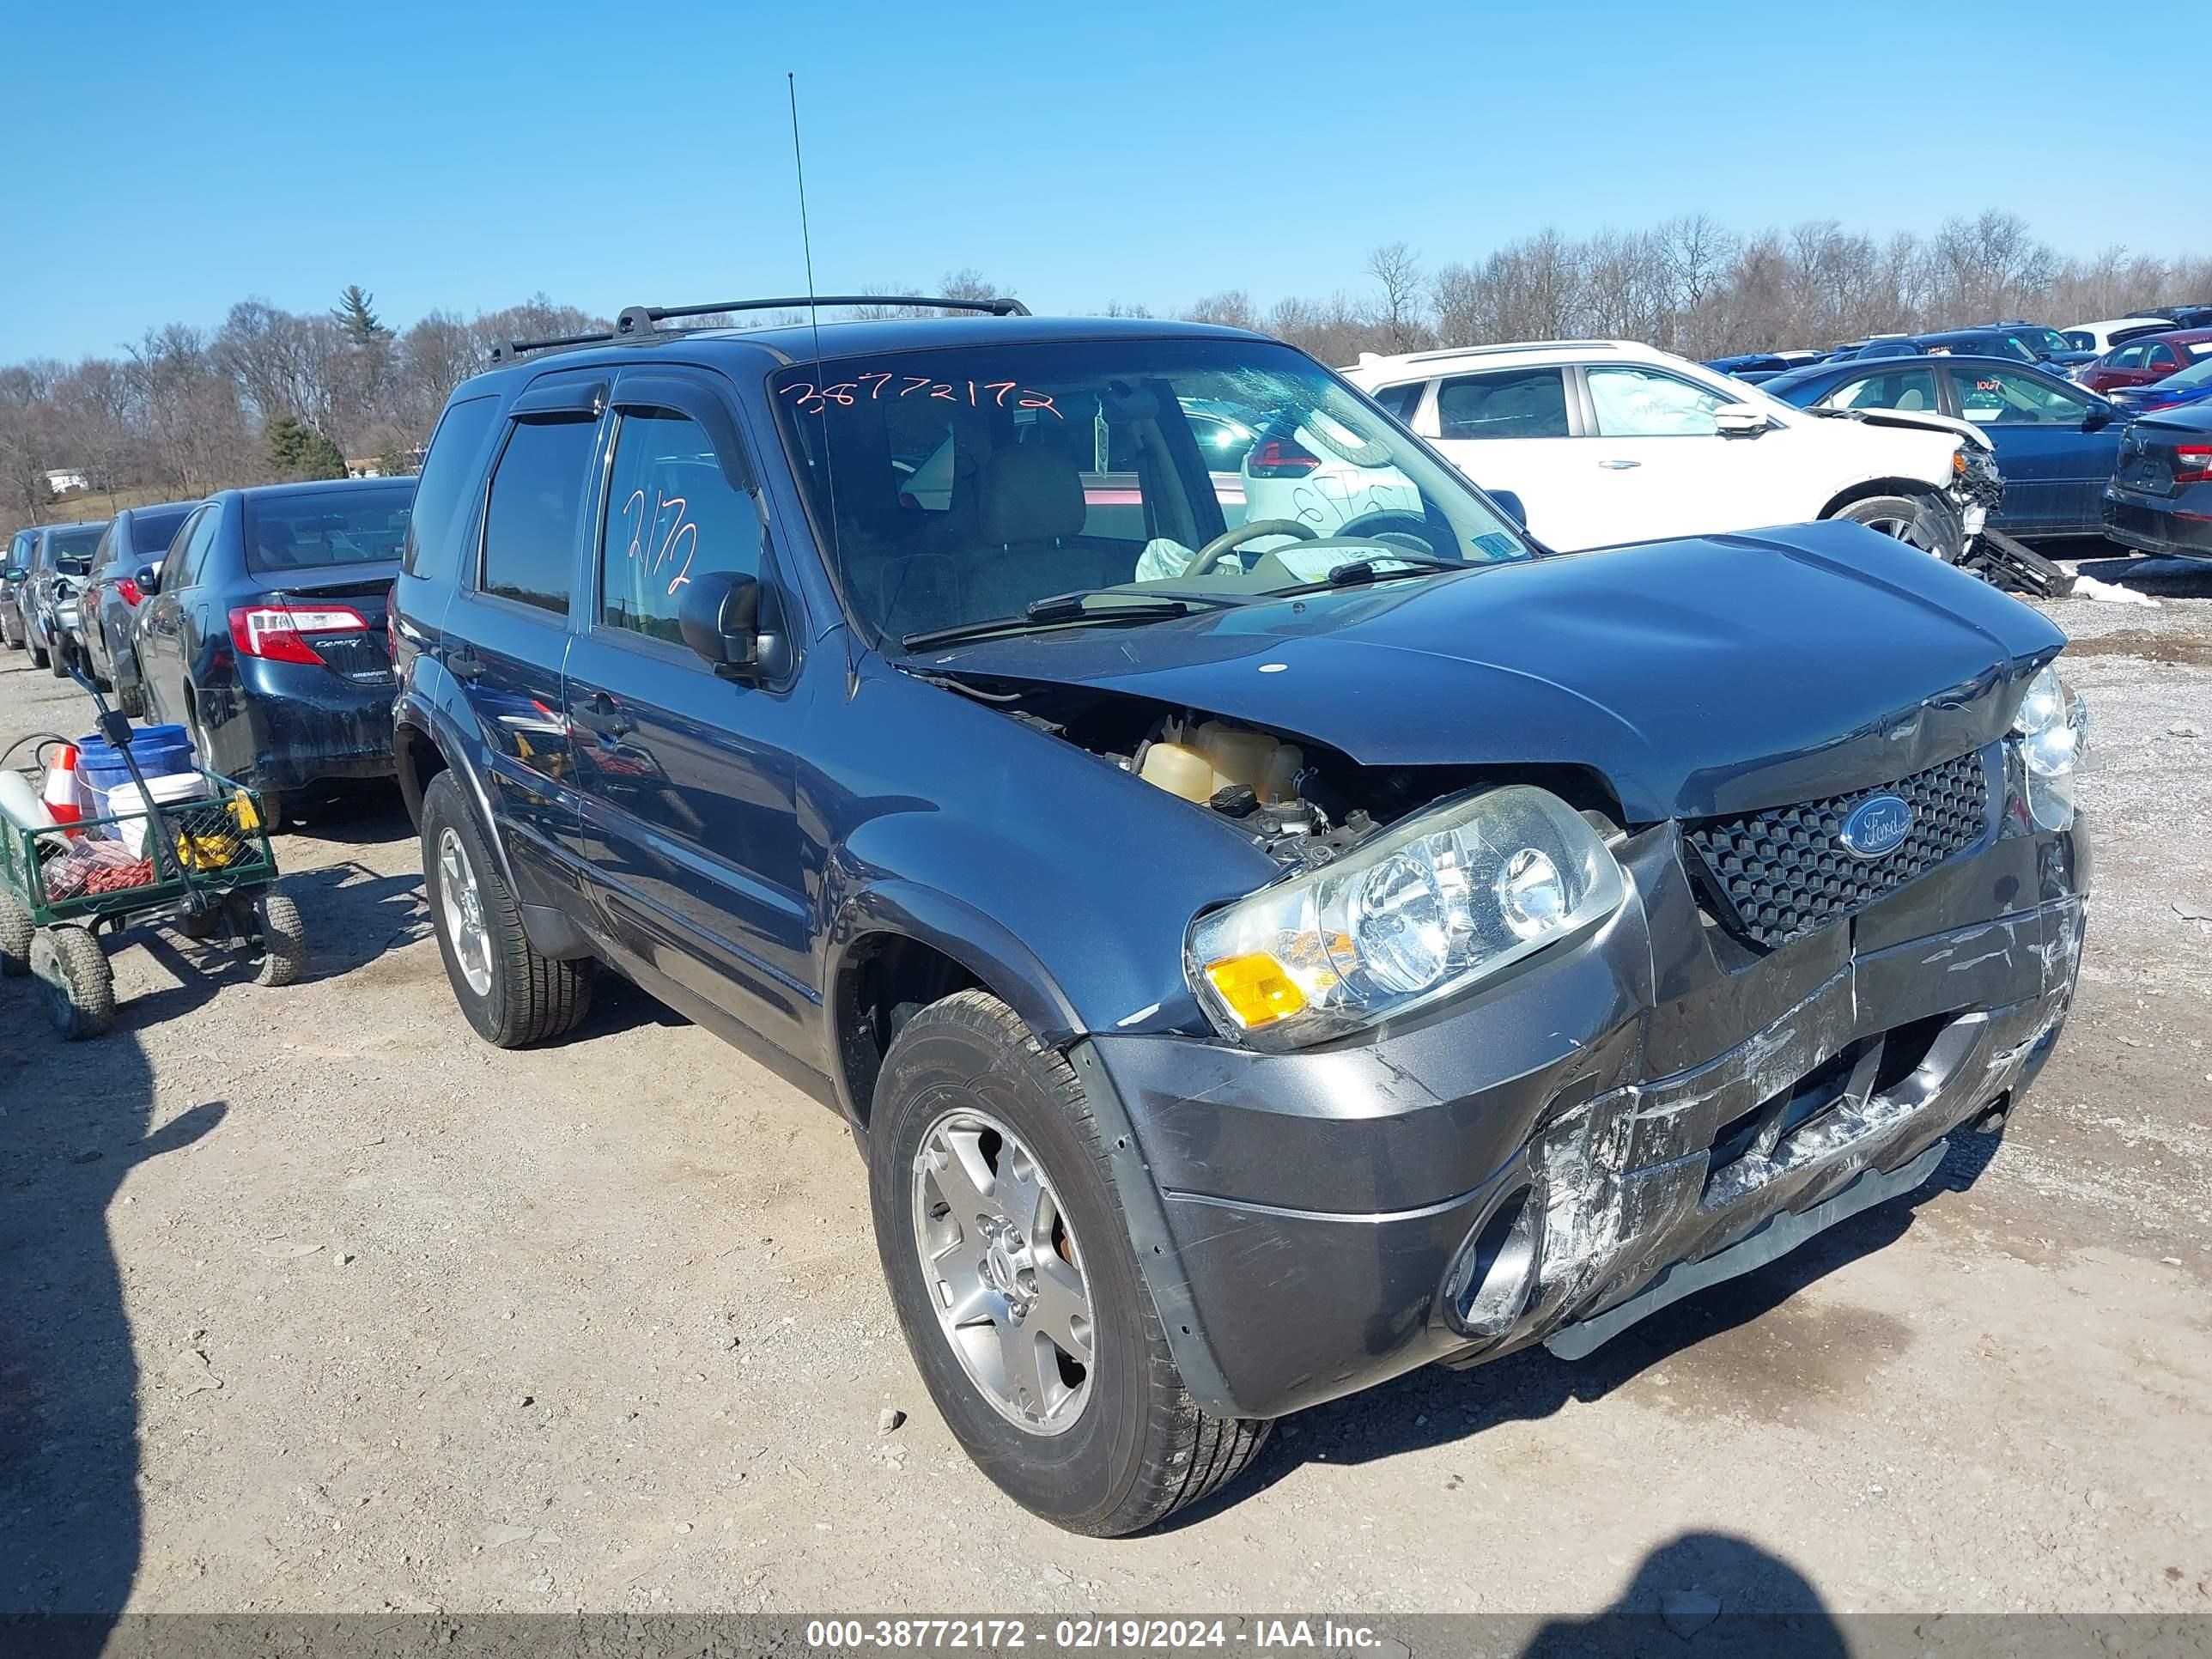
(1763, 355, 2124, 538)
(131, 477, 416, 826)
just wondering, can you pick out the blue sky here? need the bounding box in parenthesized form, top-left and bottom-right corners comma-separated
(2, 0, 2186, 362)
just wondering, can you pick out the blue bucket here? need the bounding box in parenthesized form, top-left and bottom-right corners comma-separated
(76, 724, 198, 820)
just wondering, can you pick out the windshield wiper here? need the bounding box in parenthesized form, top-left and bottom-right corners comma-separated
(900, 589, 1242, 653)
(1261, 552, 1472, 599)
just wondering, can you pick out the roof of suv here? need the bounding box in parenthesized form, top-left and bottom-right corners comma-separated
(452, 313, 1265, 401)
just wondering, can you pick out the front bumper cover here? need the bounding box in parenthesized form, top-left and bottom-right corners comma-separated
(1080, 776, 2087, 1421)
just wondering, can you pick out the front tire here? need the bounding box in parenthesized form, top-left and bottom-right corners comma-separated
(869, 990, 1270, 1535)
(420, 771, 592, 1047)
(33, 925, 114, 1040)
(1832, 491, 1961, 562)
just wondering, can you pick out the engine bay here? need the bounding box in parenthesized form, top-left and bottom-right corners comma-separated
(918, 670, 1625, 870)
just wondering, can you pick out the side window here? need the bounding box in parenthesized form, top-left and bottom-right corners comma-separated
(1585, 366, 1730, 437)
(1437, 369, 1570, 439)
(1825, 367, 1939, 413)
(2146, 345, 2179, 373)
(1956, 369, 2090, 426)
(1370, 382, 1426, 422)
(480, 417, 598, 614)
(599, 407, 763, 644)
(403, 393, 502, 580)
(2112, 344, 2147, 369)
(91, 521, 118, 574)
(167, 507, 219, 588)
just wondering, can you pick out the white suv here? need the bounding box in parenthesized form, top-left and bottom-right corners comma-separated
(1340, 339, 1994, 558)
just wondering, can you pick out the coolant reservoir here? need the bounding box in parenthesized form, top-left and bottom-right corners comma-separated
(1137, 740, 1216, 803)
(1196, 721, 1276, 796)
(1261, 744, 1304, 805)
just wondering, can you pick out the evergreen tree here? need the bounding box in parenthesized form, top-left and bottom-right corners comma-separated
(267, 414, 348, 481)
(333, 285, 386, 345)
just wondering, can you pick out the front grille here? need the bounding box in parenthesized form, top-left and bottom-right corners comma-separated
(1684, 749, 1990, 950)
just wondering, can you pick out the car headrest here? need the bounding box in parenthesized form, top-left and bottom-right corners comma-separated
(978, 442, 1085, 545)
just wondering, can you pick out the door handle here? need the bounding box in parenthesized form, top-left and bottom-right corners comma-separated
(572, 692, 635, 738)
(1598, 459, 1641, 470)
(447, 646, 485, 681)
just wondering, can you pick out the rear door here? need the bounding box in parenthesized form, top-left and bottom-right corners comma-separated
(444, 374, 606, 896)
(560, 366, 816, 1058)
(1942, 364, 2113, 535)
(1419, 367, 1596, 546)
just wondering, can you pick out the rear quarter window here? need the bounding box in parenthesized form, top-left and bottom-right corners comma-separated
(403, 393, 503, 580)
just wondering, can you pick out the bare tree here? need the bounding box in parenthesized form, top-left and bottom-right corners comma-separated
(1366, 242, 1431, 351)
(1183, 290, 1261, 330)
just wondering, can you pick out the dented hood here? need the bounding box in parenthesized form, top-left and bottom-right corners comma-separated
(911, 520, 2067, 823)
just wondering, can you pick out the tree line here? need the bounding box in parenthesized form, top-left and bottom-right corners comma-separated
(4, 212, 2208, 524)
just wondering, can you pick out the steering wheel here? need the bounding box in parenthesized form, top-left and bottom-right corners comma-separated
(1184, 519, 1317, 577)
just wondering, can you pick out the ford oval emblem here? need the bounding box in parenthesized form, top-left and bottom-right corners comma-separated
(1839, 793, 1914, 860)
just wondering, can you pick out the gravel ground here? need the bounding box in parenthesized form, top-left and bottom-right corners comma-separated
(3, 547, 2209, 1626)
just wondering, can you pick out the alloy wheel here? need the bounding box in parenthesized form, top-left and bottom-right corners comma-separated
(436, 827, 494, 997)
(910, 1106, 1094, 1435)
(1859, 512, 1940, 553)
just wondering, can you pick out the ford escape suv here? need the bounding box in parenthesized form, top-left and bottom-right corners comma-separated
(392, 299, 2090, 1536)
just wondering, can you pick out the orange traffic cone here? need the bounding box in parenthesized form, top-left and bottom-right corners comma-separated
(40, 744, 83, 829)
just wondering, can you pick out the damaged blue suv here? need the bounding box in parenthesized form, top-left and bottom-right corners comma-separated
(392, 298, 2090, 1536)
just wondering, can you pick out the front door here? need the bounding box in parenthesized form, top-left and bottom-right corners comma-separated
(1944, 365, 2116, 537)
(561, 367, 817, 1060)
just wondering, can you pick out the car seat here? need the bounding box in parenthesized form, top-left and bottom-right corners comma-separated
(962, 442, 1133, 620)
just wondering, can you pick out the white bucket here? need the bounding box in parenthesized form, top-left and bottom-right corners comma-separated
(103, 774, 207, 856)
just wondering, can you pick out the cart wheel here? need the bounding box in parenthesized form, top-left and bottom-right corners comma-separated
(0, 890, 33, 977)
(251, 889, 307, 988)
(32, 925, 113, 1040)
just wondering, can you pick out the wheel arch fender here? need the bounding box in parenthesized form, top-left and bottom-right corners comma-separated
(394, 685, 529, 918)
(822, 878, 1087, 1121)
(1817, 474, 1948, 520)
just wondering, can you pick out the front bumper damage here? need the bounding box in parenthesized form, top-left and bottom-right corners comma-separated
(1078, 759, 2087, 1421)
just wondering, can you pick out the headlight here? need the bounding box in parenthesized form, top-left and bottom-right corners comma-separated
(1186, 785, 1627, 1048)
(2009, 664, 2087, 830)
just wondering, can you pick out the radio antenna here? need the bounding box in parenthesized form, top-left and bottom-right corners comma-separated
(787, 70, 854, 681)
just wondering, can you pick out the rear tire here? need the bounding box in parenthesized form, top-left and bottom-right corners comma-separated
(420, 771, 592, 1047)
(869, 989, 1271, 1535)
(29, 638, 49, 669)
(33, 925, 114, 1040)
(1832, 492, 1961, 562)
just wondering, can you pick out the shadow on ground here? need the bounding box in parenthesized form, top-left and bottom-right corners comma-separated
(0, 960, 217, 1647)
(1522, 1530, 1844, 1656)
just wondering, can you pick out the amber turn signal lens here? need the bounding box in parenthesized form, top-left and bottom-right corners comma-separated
(1201, 952, 1308, 1028)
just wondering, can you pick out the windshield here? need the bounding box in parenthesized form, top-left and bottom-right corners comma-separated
(242, 485, 414, 574)
(769, 337, 1533, 648)
(48, 525, 102, 574)
(2018, 328, 2072, 356)
(2157, 356, 2212, 391)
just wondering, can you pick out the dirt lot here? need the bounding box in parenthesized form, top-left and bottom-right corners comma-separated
(3, 548, 2209, 1629)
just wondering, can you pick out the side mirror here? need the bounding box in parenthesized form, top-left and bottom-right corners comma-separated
(1487, 489, 1528, 529)
(678, 570, 787, 682)
(1714, 406, 1771, 436)
(135, 563, 161, 596)
(2082, 404, 2117, 431)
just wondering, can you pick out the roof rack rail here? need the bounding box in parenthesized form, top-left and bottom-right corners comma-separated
(613, 294, 1030, 335)
(488, 329, 617, 363)
(484, 294, 1030, 366)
